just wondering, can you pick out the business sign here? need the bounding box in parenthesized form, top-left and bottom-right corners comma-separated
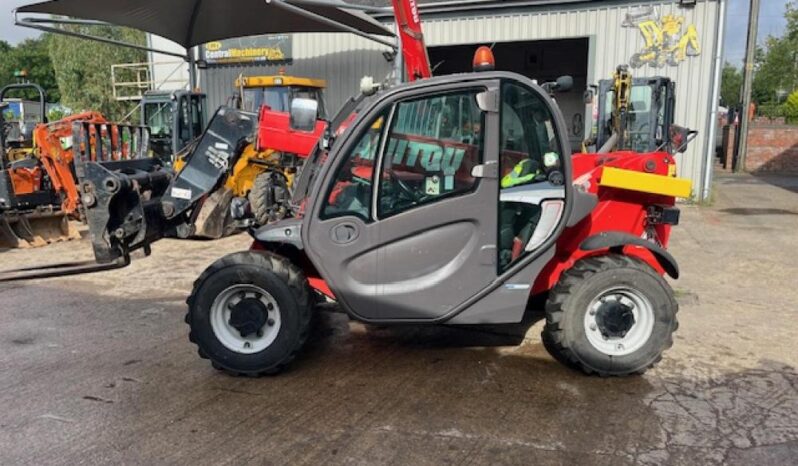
(201, 34, 292, 65)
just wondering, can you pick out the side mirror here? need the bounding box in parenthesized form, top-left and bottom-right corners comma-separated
(542, 75, 573, 94)
(555, 75, 573, 92)
(669, 125, 698, 154)
(289, 98, 319, 132)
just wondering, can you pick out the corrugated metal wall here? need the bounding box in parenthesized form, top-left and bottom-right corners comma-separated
(199, 33, 393, 115)
(415, 0, 720, 188)
(199, 0, 720, 189)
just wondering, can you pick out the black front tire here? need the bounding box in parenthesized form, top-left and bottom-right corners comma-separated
(185, 251, 312, 376)
(542, 254, 678, 376)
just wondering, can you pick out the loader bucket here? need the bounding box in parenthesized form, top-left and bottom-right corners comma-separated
(192, 187, 235, 239)
(0, 212, 79, 249)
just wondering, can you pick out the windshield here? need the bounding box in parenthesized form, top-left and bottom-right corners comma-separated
(292, 92, 374, 206)
(602, 84, 655, 152)
(242, 86, 326, 118)
(144, 102, 173, 139)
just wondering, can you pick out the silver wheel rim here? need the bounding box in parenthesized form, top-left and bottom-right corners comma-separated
(210, 284, 281, 354)
(583, 286, 655, 357)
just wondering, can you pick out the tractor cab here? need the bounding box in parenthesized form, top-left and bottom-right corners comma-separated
(0, 82, 47, 163)
(235, 74, 326, 120)
(141, 89, 207, 161)
(594, 76, 675, 153)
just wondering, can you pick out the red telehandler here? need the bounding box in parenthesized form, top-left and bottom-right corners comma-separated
(1, 0, 695, 377)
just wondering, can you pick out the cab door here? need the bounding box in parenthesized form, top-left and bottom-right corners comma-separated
(303, 80, 501, 322)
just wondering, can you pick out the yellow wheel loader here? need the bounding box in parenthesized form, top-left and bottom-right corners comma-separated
(175, 73, 327, 237)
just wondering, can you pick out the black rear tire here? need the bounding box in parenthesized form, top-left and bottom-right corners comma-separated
(542, 254, 678, 376)
(185, 251, 312, 376)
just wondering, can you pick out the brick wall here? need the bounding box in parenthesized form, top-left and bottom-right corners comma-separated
(745, 124, 798, 173)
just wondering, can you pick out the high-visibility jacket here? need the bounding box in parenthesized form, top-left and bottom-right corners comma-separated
(501, 158, 540, 188)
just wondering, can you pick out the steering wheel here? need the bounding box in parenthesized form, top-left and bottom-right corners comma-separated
(388, 169, 421, 203)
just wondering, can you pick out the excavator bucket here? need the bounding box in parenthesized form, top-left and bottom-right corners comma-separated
(0, 211, 80, 249)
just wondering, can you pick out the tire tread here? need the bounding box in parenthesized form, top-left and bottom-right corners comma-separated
(185, 251, 312, 376)
(542, 254, 679, 376)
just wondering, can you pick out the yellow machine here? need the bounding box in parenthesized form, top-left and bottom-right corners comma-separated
(175, 74, 326, 235)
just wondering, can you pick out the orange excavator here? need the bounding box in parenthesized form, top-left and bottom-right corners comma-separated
(1, 83, 149, 248)
(32, 111, 108, 214)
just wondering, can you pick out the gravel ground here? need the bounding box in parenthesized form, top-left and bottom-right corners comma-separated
(0, 172, 796, 465)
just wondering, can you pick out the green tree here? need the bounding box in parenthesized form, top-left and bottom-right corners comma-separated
(752, 2, 798, 106)
(0, 36, 61, 102)
(784, 90, 798, 123)
(720, 63, 743, 107)
(48, 25, 146, 120)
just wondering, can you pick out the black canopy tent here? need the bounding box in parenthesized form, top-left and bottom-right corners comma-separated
(15, 0, 395, 87)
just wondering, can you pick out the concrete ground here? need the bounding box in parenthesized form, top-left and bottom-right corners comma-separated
(1, 172, 796, 465)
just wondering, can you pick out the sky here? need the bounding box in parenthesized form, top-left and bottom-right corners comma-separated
(0, 0, 39, 44)
(0, 0, 791, 62)
(724, 0, 790, 65)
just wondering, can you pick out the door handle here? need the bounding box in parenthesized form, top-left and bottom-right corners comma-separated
(471, 161, 498, 179)
(331, 222, 359, 244)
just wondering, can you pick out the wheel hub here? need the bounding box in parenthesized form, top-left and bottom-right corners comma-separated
(595, 300, 636, 338)
(210, 284, 282, 354)
(583, 287, 656, 357)
(228, 298, 269, 337)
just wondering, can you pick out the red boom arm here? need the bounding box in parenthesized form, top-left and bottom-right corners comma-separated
(390, 0, 432, 81)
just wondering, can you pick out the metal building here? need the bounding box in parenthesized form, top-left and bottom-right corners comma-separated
(150, 0, 725, 198)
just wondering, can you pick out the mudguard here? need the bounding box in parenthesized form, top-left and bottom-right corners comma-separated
(580, 231, 679, 279)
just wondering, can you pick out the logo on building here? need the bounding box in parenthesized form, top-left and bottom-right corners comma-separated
(201, 35, 292, 65)
(623, 7, 701, 68)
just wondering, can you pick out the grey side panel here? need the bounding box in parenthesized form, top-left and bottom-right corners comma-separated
(303, 72, 575, 324)
(303, 79, 502, 323)
(253, 217, 304, 249)
(566, 188, 598, 227)
(447, 248, 554, 325)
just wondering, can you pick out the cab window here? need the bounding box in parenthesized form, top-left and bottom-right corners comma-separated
(498, 82, 564, 272)
(178, 97, 191, 144)
(321, 111, 388, 222)
(627, 85, 653, 152)
(378, 90, 485, 218)
(499, 83, 563, 189)
(144, 102, 173, 138)
(190, 97, 204, 137)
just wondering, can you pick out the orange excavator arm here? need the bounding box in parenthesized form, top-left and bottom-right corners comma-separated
(32, 111, 108, 214)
